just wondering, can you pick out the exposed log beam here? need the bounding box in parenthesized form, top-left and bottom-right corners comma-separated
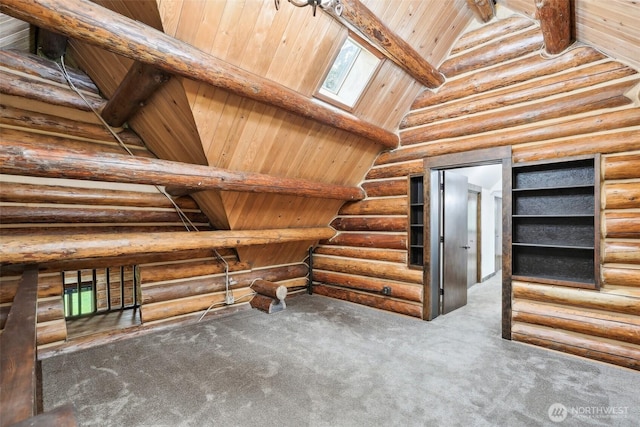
(0, 265, 39, 427)
(0, 0, 398, 149)
(326, 0, 444, 88)
(466, 0, 496, 23)
(101, 61, 171, 127)
(0, 139, 365, 201)
(0, 227, 336, 265)
(536, 0, 572, 54)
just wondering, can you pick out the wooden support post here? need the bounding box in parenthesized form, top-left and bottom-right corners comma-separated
(0, 0, 398, 149)
(466, 0, 495, 23)
(327, 0, 444, 88)
(0, 139, 365, 201)
(101, 61, 171, 127)
(0, 228, 336, 264)
(251, 279, 288, 301)
(0, 265, 39, 427)
(536, 0, 572, 54)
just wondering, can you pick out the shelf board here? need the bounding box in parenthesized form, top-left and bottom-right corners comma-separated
(512, 214, 594, 218)
(513, 184, 594, 192)
(513, 243, 594, 250)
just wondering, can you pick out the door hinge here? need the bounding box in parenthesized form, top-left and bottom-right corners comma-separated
(440, 236, 444, 243)
(440, 288, 444, 295)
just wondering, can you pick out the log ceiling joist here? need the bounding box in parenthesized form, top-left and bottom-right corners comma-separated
(536, 0, 573, 55)
(0, 139, 365, 201)
(326, 0, 444, 89)
(0, 0, 398, 149)
(0, 228, 336, 265)
(466, 0, 496, 23)
(101, 61, 171, 128)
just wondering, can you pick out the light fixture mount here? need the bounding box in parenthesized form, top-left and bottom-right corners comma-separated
(275, 0, 343, 17)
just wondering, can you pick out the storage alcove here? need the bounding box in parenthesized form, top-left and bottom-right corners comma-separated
(511, 155, 600, 288)
(409, 175, 424, 267)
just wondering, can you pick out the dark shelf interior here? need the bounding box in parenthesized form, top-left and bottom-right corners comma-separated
(512, 157, 596, 286)
(409, 175, 424, 267)
(512, 246, 595, 284)
(513, 159, 594, 189)
(513, 216, 594, 247)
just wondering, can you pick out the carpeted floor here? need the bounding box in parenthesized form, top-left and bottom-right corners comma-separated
(42, 274, 640, 426)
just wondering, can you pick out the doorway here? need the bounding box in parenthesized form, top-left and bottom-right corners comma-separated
(423, 147, 512, 340)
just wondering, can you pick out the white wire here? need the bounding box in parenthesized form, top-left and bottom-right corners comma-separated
(56, 57, 199, 232)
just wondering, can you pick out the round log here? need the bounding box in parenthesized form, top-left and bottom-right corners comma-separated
(512, 322, 640, 370)
(439, 28, 543, 77)
(401, 62, 636, 129)
(0, 105, 144, 147)
(321, 232, 407, 250)
(0, 205, 208, 224)
(338, 197, 407, 216)
(513, 300, 640, 345)
(513, 129, 640, 164)
(604, 153, 640, 180)
(466, 0, 495, 23)
(0, 138, 365, 201)
(0, 0, 398, 148)
(251, 279, 287, 301)
(604, 182, 640, 210)
(0, 49, 98, 93)
(452, 16, 534, 54)
(313, 270, 422, 302)
(603, 240, 640, 265)
(141, 264, 307, 304)
(330, 216, 407, 232)
(361, 178, 407, 197)
(602, 267, 640, 288)
(604, 211, 640, 239)
(536, 0, 572, 55)
(37, 298, 64, 323)
(0, 227, 335, 265)
(366, 161, 423, 179)
(314, 245, 406, 263)
(140, 260, 250, 284)
(412, 47, 604, 109)
(401, 80, 637, 145)
(378, 108, 640, 165)
(313, 254, 422, 284)
(0, 182, 198, 210)
(512, 280, 640, 315)
(36, 319, 67, 346)
(313, 284, 422, 318)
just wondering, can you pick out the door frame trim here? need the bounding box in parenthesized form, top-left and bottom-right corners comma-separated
(423, 146, 513, 340)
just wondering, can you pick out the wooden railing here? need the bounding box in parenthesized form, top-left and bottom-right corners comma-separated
(0, 265, 78, 427)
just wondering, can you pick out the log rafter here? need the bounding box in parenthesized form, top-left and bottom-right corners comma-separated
(101, 61, 171, 128)
(326, 0, 444, 89)
(536, 0, 572, 55)
(0, 139, 365, 201)
(0, 228, 336, 265)
(0, 0, 398, 149)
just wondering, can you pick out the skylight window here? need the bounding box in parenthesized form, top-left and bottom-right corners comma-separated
(317, 35, 382, 110)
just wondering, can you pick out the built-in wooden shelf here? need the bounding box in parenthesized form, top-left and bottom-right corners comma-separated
(409, 175, 424, 267)
(511, 156, 600, 288)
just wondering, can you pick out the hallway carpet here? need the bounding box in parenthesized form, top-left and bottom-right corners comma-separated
(42, 274, 640, 426)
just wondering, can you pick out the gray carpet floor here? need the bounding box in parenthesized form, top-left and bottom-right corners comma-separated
(42, 274, 640, 426)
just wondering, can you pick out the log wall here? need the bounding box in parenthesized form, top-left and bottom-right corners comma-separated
(319, 12, 640, 369)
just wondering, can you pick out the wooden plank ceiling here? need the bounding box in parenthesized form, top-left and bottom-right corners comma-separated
(499, 0, 640, 70)
(68, 0, 472, 267)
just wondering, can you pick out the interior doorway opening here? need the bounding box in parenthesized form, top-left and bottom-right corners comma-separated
(423, 147, 512, 339)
